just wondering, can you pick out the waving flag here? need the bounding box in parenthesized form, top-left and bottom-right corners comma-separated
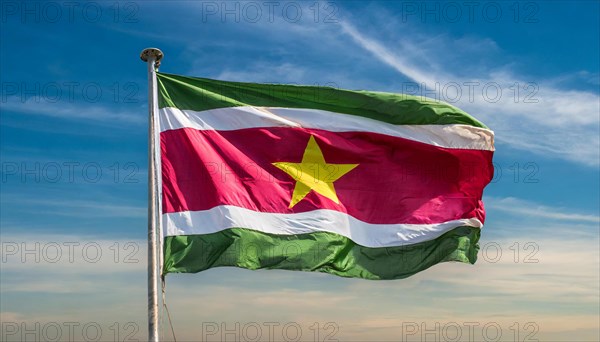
(157, 72, 494, 280)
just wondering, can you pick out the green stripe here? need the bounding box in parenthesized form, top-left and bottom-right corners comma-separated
(157, 72, 487, 128)
(163, 226, 480, 280)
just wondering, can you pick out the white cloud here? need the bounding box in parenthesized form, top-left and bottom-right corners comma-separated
(339, 22, 437, 86)
(0, 96, 144, 125)
(0, 234, 145, 277)
(339, 20, 600, 166)
(485, 196, 600, 223)
(0, 197, 146, 219)
(216, 63, 308, 84)
(2, 204, 598, 340)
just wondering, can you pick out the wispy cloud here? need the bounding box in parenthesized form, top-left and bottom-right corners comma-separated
(1, 197, 146, 219)
(339, 21, 436, 86)
(1, 96, 145, 125)
(216, 63, 308, 83)
(486, 196, 600, 223)
(339, 20, 600, 167)
(1, 234, 145, 296)
(2, 200, 598, 340)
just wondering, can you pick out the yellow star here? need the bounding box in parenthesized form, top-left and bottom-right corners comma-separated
(273, 135, 359, 208)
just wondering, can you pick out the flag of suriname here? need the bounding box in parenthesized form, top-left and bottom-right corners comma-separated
(157, 72, 494, 280)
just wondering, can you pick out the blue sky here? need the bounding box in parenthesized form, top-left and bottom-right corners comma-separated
(1, 1, 599, 341)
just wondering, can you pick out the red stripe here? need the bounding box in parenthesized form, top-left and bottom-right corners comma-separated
(161, 127, 493, 224)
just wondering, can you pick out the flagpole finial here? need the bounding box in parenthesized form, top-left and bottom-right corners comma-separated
(140, 48, 164, 69)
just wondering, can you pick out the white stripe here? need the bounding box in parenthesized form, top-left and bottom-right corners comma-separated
(159, 106, 494, 151)
(162, 205, 482, 248)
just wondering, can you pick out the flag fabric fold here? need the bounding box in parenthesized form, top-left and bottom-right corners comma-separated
(157, 72, 494, 280)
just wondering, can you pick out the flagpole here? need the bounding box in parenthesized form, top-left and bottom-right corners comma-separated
(140, 47, 163, 342)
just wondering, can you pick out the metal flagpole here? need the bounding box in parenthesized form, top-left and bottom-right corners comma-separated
(140, 47, 163, 342)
